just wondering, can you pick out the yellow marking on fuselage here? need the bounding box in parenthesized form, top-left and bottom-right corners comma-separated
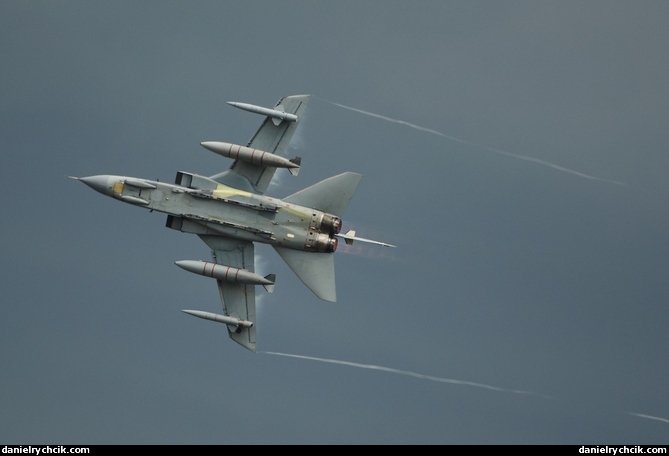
(280, 203, 314, 219)
(212, 183, 314, 219)
(113, 182, 124, 195)
(213, 184, 252, 199)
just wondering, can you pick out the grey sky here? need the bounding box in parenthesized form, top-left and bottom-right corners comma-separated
(1, 1, 668, 444)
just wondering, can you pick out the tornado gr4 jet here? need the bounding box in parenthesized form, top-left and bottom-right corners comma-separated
(72, 94, 394, 352)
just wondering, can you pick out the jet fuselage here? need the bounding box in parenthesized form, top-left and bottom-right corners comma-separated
(77, 174, 341, 253)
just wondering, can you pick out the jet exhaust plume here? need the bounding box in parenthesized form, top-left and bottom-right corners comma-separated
(262, 351, 552, 398)
(317, 97, 626, 186)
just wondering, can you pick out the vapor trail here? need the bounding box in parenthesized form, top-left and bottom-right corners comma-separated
(265, 352, 669, 428)
(628, 412, 669, 425)
(262, 351, 552, 399)
(319, 98, 625, 186)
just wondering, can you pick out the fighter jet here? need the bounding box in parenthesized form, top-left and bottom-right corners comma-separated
(72, 94, 394, 352)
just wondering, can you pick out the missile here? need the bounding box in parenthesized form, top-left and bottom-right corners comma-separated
(182, 309, 253, 328)
(227, 101, 298, 125)
(175, 260, 275, 292)
(201, 141, 301, 176)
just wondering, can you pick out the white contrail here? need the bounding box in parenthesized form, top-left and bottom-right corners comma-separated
(319, 98, 626, 186)
(628, 412, 669, 425)
(264, 352, 669, 428)
(262, 351, 552, 399)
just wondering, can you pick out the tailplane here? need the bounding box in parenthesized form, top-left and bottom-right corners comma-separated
(277, 172, 394, 302)
(283, 172, 362, 216)
(273, 247, 336, 302)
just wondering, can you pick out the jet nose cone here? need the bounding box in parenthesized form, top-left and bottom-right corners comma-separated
(78, 175, 112, 195)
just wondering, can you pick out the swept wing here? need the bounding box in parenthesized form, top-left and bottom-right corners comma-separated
(198, 235, 258, 351)
(192, 95, 309, 351)
(209, 94, 310, 194)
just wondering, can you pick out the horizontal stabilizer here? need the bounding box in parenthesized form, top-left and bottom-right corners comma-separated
(284, 172, 362, 216)
(273, 247, 336, 302)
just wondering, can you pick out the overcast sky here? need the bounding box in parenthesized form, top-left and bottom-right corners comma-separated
(1, 1, 668, 444)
